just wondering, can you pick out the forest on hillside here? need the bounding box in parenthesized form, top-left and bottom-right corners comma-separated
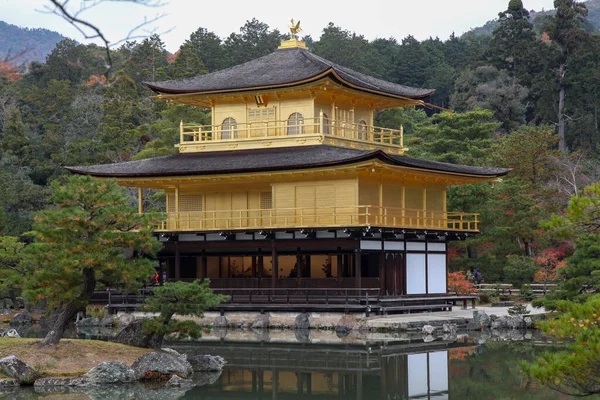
(0, 0, 599, 286)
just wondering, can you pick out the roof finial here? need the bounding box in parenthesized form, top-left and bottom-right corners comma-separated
(279, 19, 306, 49)
(289, 19, 302, 39)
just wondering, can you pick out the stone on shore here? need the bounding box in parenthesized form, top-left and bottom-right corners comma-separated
(251, 314, 270, 329)
(0, 355, 35, 383)
(295, 313, 311, 330)
(114, 319, 151, 348)
(422, 325, 435, 335)
(132, 352, 193, 380)
(335, 315, 358, 334)
(3, 329, 20, 338)
(9, 312, 32, 327)
(84, 361, 135, 384)
(188, 355, 226, 372)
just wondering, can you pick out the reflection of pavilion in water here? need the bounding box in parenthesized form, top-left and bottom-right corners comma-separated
(179, 341, 450, 399)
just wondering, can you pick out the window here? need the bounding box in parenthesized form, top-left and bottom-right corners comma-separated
(221, 117, 237, 139)
(261, 192, 273, 209)
(167, 194, 203, 213)
(358, 120, 367, 140)
(287, 112, 305, 135)
(322, 113, 330, 135)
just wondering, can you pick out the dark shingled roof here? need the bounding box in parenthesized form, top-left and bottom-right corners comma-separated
(145, 47, 435, 99)
(66, 145, 510, 179)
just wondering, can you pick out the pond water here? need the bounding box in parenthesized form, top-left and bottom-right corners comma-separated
(7, 329, 600, 399)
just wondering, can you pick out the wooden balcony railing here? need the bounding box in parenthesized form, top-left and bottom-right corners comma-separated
(179, 114, 405, 150)
(155, 205, 479, 233)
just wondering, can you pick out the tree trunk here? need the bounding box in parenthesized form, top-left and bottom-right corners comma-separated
(558, 64, 568, 153)
(41, 267, 96, 346)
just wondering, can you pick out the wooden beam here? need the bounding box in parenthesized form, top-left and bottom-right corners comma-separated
(355, 250, 362, 293)
(271, 241, 278, 289)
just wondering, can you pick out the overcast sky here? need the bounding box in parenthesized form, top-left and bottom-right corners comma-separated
(0, 0, 556, 52)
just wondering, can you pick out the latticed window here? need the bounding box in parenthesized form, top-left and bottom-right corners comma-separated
(167, 194, 203, 213)
(260, 192, 273, 209)
(358, 120, 367, 140)
(248, 107, 275, 122)
(221, 117, 238, 139)
(287, 112, 304, 135)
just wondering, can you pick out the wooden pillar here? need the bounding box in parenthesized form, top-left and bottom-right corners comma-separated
(174, 244, 181, 281)
(251, 256, 257, 278)
(218, 257, 223, 278)
(379, 253, 385, 295)
(271, 241, 278, 289)
(137, 187, 144, 214)
(272, 369, 278, 400)
(357, 371, 363, 400)
(296, 247, 302, 288)
(355, 250, 362, 293)
(174, 185, 180, 230)
(258, 248, 264, 279)
(337, 247, 343, 292)
(201, 251, 207, 280)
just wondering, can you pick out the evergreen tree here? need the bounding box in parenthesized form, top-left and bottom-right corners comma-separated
(22, 175, 162, 345)
(488, 0, 539, 83)
(542, 0, 589, 152)
(170, 42, 208, 80)
(99, 71, 148, 162)
(186, 27, 228, 72)
(141, 280, 227, 349)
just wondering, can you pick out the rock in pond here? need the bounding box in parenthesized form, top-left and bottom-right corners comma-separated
(33, 377, 88, 388)
(132, 352, 193, 380)
(0, 356, 35, 384)
(114, 319, 151, 348)
(251, 314, 270, 329)
(84, 361, 135, 384)
(166, 374, 195, 388)
(188, 355, 226, 372)
(9, 312, 32, 327)
(295, 313, 311, 330)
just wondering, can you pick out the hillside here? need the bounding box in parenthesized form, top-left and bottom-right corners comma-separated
(0, 20, 65, 65)
(468, 0, 600, 36)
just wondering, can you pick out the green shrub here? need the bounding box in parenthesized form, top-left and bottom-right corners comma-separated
(520, 284, 536, 301)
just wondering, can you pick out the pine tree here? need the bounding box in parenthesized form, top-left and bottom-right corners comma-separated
(99, 71, 147, 162)
(170, 43, 208, 80)
(141, 280, 227, 349)
(22, 175, 162, 345)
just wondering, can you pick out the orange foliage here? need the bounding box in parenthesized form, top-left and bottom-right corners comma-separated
(167, 51, 178, 64)
(0, 61, 22, 81)
(534, 248, 567, 283)
(448, 271, 476, 295)
(86, 74, 107, 87)
(449, 346, 477, 361)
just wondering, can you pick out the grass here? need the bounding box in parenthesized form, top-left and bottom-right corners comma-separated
(0, 338, 152, 377)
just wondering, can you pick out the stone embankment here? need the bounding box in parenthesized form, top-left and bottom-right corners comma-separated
(120, 304, 545, 334)
(0, 348, 225, 393)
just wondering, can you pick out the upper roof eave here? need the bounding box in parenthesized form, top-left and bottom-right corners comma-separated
(65, 146, 510, 180)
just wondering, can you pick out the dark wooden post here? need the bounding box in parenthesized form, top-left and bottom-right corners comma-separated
(272, 369, 279, 400)
(379, 253, 385, 295)
(174, 244, 181, 281)
(201, 250, 207, 280)
(251, 256, 257, 278)
(355, 250, 362, 294)
(258, 248, 264, 280)
(271, 240, 278, 290)
(337, 248, 343, 293)
(296, 247, 302, 289)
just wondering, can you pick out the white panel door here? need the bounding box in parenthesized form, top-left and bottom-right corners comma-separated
(406, 253, 426, 295)
(427, 254, 447, 294)
(408, 353, 428, 398)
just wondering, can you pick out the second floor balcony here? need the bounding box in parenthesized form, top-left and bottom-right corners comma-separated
(178, 114, 406, 154)
(155, 205, 479, 233)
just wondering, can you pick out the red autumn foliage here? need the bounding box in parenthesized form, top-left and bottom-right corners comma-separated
(448, 271, 476, 295)
(86, 74, 107, 87)
(534, 245, 571, 284)
(0, 61, 22, 81)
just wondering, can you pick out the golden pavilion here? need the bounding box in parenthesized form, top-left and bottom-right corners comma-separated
(69, 27, 508, 313)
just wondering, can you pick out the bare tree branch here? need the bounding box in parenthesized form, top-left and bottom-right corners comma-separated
(40, 0, 170, 76)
